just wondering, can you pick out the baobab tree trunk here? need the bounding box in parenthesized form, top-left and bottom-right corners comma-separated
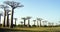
(7, 14, 10, 27)
(24, 19, 25, 26)
(37, 21, 39, 27)
(11, 9, 14, 28)
(40, 20, 41, 27)
(15, 20, 16, 27)
(0, 16, 1, 24)
(0, 16, 1, 27)
(3, 9, 6, 27)
(34, 21, 35, 25)
(15, 18, 17, 27)
(28, 19, 30, 27)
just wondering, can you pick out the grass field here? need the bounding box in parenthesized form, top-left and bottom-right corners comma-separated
(0, 27, 60, 32)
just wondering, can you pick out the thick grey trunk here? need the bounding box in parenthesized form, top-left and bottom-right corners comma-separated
(40, 20, 41, 27)
(24, 19, 25, 26)
(34, 21, 35, 25)
(7, 13, 9, 27)
(37, 21, 39, 27)
(15, 19, 17, 27)
(28, 19, 30, 27)
(11, 9, 14, 28)
(0, 16, 1, 24)
(3, 9, 6, 27)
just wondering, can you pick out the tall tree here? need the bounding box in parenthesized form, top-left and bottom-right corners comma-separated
(0, 12, 3, 24)
(0, 5, 9, 27)
(37, 18, 43, 27)
(4, 1, 24, 28)
(14, 18, 17, 27)
(42, 20, 47, 26)
(26, 16, 31, 27)
(36, 19, 39, 27)
(33, 20, 36, 25)
(20, 21, 24, 27)
(21, 17, 27, 26)
(51, 23, 54, 27)
(48, 22, 51, 26)
(5, 9, 11, 27)
(20, 21, 23, 25)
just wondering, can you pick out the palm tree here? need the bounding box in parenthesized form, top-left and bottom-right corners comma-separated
(14, 18, 17, 27)
(0, 12, 3, 24)
(21, 17, 27, 26)
(33, 20, 36, 25)
(4, 1, 24, 28)
(37, 18, 43, 27)
(26, 16, 31, 27)
(5, 9, 11, 27)
(0, 5, 9, 27)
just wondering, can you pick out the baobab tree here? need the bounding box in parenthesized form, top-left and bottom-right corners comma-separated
(0, 5, 9, 27)
(5, 9, 11, 27)
(26, 16, 31, 27)
(51, 23, 54, 27)
(58, 21, 60, 25)
(21, 17, 27, 26)
(37, 18, 43, 27)
(48, 22, 51, 26)
(36, 19, 39, 27)
(14, 18, 17, 27)
(20, 21, 24, 25)
(0, 12, 3, 24)
(33, 20, 36, 26)
(20, 21, 24, 27)
(4, 1, 24, 28)
(42, 20, 47, 26)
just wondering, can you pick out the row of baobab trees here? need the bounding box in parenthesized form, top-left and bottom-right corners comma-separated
(20, 17, 57, 27)
(20, 17, 44, 27)
(0, 1, 24, 28)
(0, 1, 60, 28)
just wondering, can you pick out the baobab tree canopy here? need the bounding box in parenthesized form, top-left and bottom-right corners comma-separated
(37, 18, 43, 21)
(26, 16, 31, 20)
(0, 5, 9, 9)
(4, 1, 24, 9)
(5, 9, 11, 15)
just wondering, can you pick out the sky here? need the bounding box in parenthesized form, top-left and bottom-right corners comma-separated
(0, 0, 60, 25)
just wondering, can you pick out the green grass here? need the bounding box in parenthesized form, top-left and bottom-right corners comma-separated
(14, 27, 60, 31)
(0, 27, 60, 32)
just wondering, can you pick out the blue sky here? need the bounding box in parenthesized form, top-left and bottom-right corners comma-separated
(0, 0, 60, 25)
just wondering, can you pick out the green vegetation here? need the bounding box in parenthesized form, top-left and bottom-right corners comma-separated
(0, 27, 60, 32)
